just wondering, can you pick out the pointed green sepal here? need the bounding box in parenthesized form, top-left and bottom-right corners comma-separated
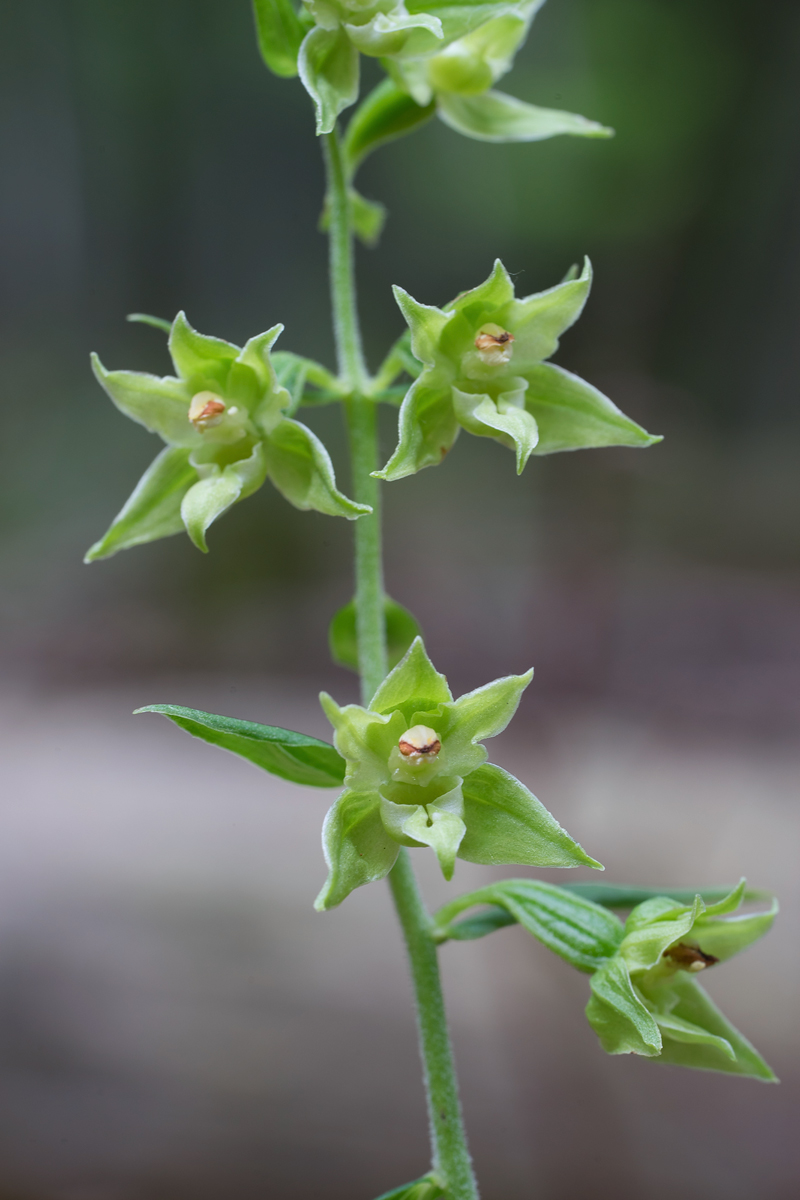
(91, 354, 197, 448)
(374, 377, 459, 481)
(437, 90, 613, 143)
(264, 417, 371, 518)
(168, 311, 240, 389)
(369, 635, 453, 719)
(136, 704, 346, 787)
(452, 384, 539, 471)
(315, 789, 400, 910)
(526, 362, 661, 454)
(458, 763, 603, 869)
(85, 446, 197, 562)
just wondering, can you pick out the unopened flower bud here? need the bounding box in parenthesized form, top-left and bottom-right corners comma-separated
(663, 942, 719, 972)
(474, 323, 514, 365)
(189, 391, 226, 429)
(398, 725, 441, 759)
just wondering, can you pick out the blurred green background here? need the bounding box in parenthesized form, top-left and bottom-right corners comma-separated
(0, 2, 798, 1198)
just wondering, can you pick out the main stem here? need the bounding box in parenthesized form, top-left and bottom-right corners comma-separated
(322, 128, 479, 1198)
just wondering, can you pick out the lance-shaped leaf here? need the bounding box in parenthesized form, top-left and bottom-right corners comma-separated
(373, 1173, 446, 1200)
(437, 89, 613, 143)
(561, 881, 771, 910)
(252, 0, 307, 78)
(343, 78, 436, 174)
(434, 878, 622, 969)
(136, 705, 346, 787)
(329, 595, 421, 672)
(85, 446, 197, 562)
(526, 363, 660, 454)
(457, 764, 602, 870)
(315, 789, 400, 910)
(264, 417, 372, 518)
(299, 26, 359, 135)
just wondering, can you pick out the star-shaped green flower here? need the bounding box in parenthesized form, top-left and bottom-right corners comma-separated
(375, 258, 661, 481)
(586, 882, 778, 1080)
(86, 313, 369, 561)
(388, 0, 611, 144)
(315, 637, 600, 909)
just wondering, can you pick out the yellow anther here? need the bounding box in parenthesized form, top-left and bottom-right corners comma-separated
(189, 391, 226, 429)
(474, 323, 514, 364)
(398, 725, 441, 759)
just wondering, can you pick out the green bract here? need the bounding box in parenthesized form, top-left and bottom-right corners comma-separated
(376, 258, 661, 480)
(315, 636, 601, 909)
(388, 0, 612, 144)
(86, 313, 369, 560)
(586, 882, 778, 1080)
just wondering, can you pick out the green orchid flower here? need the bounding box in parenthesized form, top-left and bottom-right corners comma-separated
(86, 313, 369, 561)
(254, 0, 560, 135)
(586, 882, 778, 1080)
(386, 0, 612, 144)
(315, 636, 601, 909)
(375, 258, 661, 481)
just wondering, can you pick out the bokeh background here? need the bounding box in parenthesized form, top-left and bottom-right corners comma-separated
(1, 0, 798, 1197)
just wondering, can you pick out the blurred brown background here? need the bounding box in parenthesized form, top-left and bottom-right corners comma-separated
(0, 1, 798, 1197)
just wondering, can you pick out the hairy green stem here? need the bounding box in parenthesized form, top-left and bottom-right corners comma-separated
(389, 851, 480, 1200)
(323, 123, 479, 1199)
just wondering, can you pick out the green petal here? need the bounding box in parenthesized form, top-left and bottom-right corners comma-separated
(315, 789, 400, 910)
(370, 636, 453, 720)
(252, 0, 306, 78)
(586, 958, 662, 1056)
(372, 1173, 446, 1200)
(320, 692, 405, 791)
(525, 362, 661, 454)
(407, 0, 526, 52)
(374, 375, 458, 481)
(85, 446, 197, 562)
(345, 10, 443, 58)
(168, 311, 240, 389)
(298, 26, 359, 136)
(343, 78, 436, 174)
(438, 89, 613, 143)
(392, 286, 452, 366)
(452, 384, 539, 472)
(458, 763, 602, 869)
(692, 899, 778, 963)
(498, 258, 592, 368)
(432, 668, 532, 776)
(652, 974, 777, 1081)
(264, 417, 371, 518)
(620, 898, 702, 973)
(135, 704, 346, 787)
(236, 323, 284, 393)
(91, 354, 197, 447)
(181, 443, 268, 552)
(445, 6, 545, 86)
